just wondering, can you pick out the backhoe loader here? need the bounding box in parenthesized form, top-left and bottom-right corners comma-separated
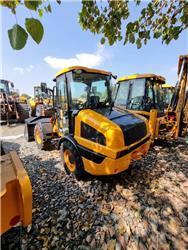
(114, 55, 188, 140)
(29, 82, 53, 117)
(25, 66, 151, 179)
(0, 146, 32, 235)
(0, 79, 30, 124)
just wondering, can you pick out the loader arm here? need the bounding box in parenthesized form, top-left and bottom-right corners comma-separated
(169, 55, 188, 138)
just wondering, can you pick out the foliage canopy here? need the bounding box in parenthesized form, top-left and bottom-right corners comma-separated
(1, 0, 187, 50)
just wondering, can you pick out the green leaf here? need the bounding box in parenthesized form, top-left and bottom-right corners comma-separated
(25, 18, 44, 44)
(38, 9, 43, 17)
(8, 24, 28, 50)
(136, 38, 142, 49)
(129, 33, 135, 44)
(47, 4, 52, 13)
(24, 0, 42, 11)
(100, 37, 105, 44)
(154, 31, 161, 39)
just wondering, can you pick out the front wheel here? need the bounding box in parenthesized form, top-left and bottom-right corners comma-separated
(34, 124, 51, 150)
(60, 140, 85, 180)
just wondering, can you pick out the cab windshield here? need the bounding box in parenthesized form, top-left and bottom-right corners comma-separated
(163, 88, 174, 107)
(114, 77, 165, 112)
(69, 71, 112, 109)
(0, 80, 9, 94)
(114, 78, 145, 110)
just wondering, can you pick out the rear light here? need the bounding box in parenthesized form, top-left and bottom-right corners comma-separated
(10, 215, 20, 226)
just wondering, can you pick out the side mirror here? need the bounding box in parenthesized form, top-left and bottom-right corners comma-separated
(10, 82, 14, 88)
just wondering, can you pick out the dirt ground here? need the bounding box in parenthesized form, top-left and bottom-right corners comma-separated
(1, 124, 188, 250)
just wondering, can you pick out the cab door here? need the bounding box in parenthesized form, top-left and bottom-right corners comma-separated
(56, 74, 69, 135)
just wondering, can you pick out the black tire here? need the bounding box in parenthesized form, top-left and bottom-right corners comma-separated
(17, 103, 30, 122)
(35, 104, 44, 117)
(60, 140, 85, 180)
(34, 123, 51, 150)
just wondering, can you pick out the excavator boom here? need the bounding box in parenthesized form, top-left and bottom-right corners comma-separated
(169, 55, 188, 138)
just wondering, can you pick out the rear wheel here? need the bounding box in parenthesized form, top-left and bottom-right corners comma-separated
(34, 124, 51, 150)
(17, 103, 30, 123)
(60, 140, 85, 180)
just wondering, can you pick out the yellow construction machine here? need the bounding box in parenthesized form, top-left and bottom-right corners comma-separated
(0, 79, 30, 124)
(0, 147, 32, 235)
(25, 66, 151, 179)
(114, 55, 188, 140)
(29, 82, 53, 117)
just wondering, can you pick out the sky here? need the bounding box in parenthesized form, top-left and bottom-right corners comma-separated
(1, 1, 188, 96)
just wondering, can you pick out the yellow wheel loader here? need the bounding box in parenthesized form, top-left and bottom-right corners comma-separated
(29, 82, 53, 117)
(25, 66, 151, 179)
(0, 147, 32, 235)
(114, 55, 188, 140)
(0, 79, 30, 125)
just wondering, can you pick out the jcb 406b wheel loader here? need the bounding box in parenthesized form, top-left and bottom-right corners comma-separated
(25, 66, 151, 179)
(0, 147, 32, 235)
(0, 79, 30, 125)
(114, 55, 188, 140)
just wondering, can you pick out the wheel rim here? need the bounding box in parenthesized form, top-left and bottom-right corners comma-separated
(35, 128, 42, 144)
(64, 149, 76, 172)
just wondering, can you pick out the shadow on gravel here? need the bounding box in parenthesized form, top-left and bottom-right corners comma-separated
(1, 140, 21, 153)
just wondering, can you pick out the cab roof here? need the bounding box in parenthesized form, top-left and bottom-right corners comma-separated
(55, 66, 111, 78)
(118, 74, 166, 83)
(162, 84, 175, 88)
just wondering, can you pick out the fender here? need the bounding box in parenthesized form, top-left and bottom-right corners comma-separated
(58, 134, 78, 152)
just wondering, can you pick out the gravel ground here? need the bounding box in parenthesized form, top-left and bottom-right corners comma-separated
(1, 124, 188, 250)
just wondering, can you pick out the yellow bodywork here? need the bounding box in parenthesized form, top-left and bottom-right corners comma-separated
(118, 73, 165, 83)
(56, 66, 111, 78)
(162, 84, 175, 89)
(19, 95, 27, 103)
(0, 151, 32, 235)
(74, 109, 150, 175)
(29, 98, 36, 110)
(51, 100, 151, 176)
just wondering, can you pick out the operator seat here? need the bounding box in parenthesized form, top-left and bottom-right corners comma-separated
(89, 95, 100, 107)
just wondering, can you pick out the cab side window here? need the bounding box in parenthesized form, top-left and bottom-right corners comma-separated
(56, 75, 68, 110)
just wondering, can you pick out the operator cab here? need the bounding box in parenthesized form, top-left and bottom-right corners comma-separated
(114, 74, 166, 115)
(0, 79, 14, 94)
(162, 84, 175, 107)
(54, 66, 113, 134)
